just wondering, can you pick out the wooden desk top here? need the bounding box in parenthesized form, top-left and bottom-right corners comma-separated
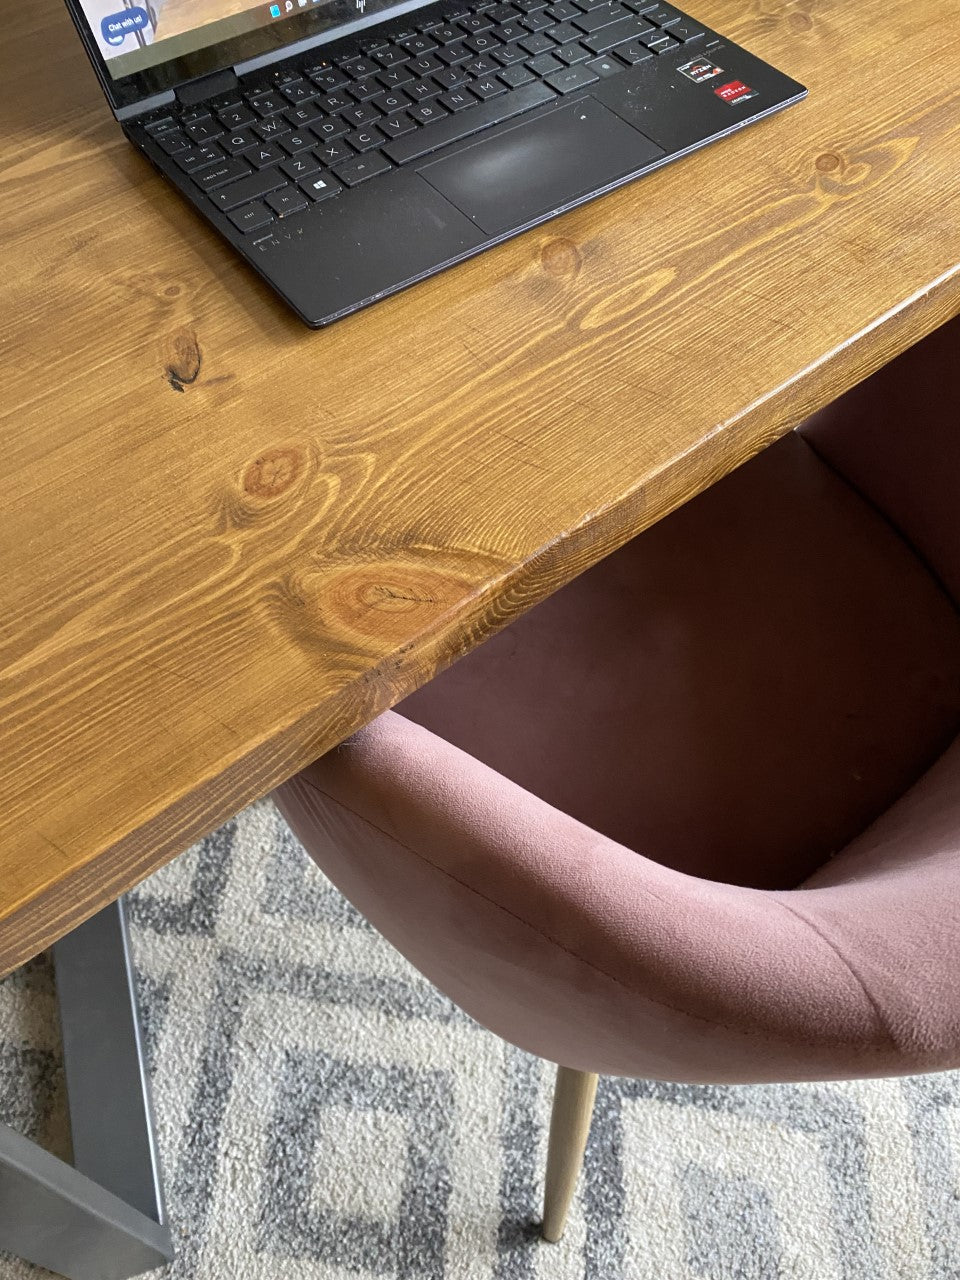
(1, 0, 958, 974)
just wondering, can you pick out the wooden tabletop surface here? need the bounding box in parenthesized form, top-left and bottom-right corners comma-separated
(2, 0, 959, 975)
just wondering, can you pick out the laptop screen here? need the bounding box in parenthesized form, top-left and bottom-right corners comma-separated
(69, 0, 423, 104)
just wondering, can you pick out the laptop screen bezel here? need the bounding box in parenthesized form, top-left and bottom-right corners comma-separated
(62, 0, 433, 112)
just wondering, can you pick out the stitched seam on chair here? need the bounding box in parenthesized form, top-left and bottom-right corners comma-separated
(775, 897, 899, 1053)
(297, 777, 843, 1047)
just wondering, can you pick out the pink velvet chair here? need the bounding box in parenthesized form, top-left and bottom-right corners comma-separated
(274, 316, 960, 1241)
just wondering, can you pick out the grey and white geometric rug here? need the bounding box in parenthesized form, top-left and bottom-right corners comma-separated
(2, 800, 959, 1280)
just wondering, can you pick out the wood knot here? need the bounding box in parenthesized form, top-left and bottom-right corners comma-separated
(787, 11, 813, 32)
(163, 329, 201, 392)
(540, 236, 582, 279)
(242, 446, 305, 499)
(318, 562, 470, 643)
(816, 152, 842, 173)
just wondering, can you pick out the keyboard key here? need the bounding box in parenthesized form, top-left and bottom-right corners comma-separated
(228, 202, 274, 234)
(440, 87, 478, 111)
(614, 37, 654, 62)
(285, 103, 324, 128)
(342, 100, 382, 127)
(520, 9, 554, 29)
(488, 1, 522, 18)
(209, 89, 244, 109)
(492, 42, 528, 64)
(266, 188, 309, 217)
(436, 40, 472, 64)
(497, 63, 536, 85)
(378, 111, 417, 139)
(174, 144, 224, 173)
(249, 92, 287, 116)
(547, 0, 580, 16)
(376, 66, 416, 89)
(247, 143, 286, 168)
(281, 151, 322, 179)
(526, 52, 565, 74)
(299, 172, 343, 200)
(407, 78, 442, 101)
(496, 21, 527, 40)
(274, 68, 305, 86)
(427, 23, 463, 42)
(584, 53, 622, 75)
(156, 129, 190, 155)
(218, 104, 257, 129)
(208, 167, 287, 211)
(400, 33, 439, 54)
(470, 74, 508, 97)
(409, 99, 451, 123)
(434, 65, 470, 88)
(640, 29, 678, 51)
(582, 14, 654, 52)
(372, 89, 411, 113)
(311, 116, 351, 141)
(349, 77, 385, 99)
(192, 157, 251, 190)
(555, 41, 591, 62)
(465, 55, 499, 75)
(142, 113, 177, 135)
(282, 81, 317, 104)
(346, 126, 383, 151)
(308, 66, 350, 91)
(383, 80, 555, 163)
(544, 62, 599, 91)
(341, 57, 379, 78)
(319, 90, 352, 112)
(255, 117, 291, 140)
(667, 21, 704, 41)
(643, 3, 682, 24)
(572, 2, 630, 30)
(221, 128, 260, 154)
(280, 131, 317, 153)
(331, 151, 393, 186)
(457, 12, 494, 31)
(408, 53, 444, 75)
(466, 31, 503, 53)
(185, 118, 223, 143)
(374, 45, 410, 67)
(518, 31, 556, 54)
(314, 139, 354, 165)
(548, 20, 586, 40)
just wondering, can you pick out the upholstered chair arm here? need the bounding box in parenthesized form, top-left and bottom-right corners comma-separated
(275, 712, 960, 1084)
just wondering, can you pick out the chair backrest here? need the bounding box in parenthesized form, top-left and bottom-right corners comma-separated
(799, 314, 960, 605)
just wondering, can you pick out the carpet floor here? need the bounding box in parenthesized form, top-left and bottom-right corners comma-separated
(1, 799, 958, 1280)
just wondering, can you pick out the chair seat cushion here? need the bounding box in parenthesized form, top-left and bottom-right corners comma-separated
(400, 433, 960, 890)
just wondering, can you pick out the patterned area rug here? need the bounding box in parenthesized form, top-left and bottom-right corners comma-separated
(1, 800, 959, 1280)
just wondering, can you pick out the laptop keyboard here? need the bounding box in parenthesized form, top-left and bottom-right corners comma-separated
(136, 0, 708, 240)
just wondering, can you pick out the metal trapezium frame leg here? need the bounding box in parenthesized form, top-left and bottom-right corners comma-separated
(0, 898, 173, 1280)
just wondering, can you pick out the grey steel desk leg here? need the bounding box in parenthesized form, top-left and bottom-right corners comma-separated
(0, 1123, 171, 1280)
(53, 900, 166, 1223)
(0, 899, 174, 1279)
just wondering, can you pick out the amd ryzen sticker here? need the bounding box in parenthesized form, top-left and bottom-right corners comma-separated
(715, 79, 759, 104)
(678, 57, 724, 83)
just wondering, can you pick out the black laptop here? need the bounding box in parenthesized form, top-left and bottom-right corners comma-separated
(66, 0, 805, 326)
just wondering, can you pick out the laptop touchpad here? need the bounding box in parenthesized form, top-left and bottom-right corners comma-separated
(419, 97, 664, 237)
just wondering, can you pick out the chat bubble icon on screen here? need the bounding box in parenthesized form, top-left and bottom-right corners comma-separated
(101, 7, 149, 46)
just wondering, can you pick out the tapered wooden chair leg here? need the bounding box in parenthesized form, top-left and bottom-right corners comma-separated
(541, 1066, 599, 1242)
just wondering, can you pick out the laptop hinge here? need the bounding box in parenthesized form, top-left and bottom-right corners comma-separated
(176, 67, 239, 108)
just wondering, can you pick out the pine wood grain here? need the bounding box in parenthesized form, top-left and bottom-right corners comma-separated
(1, 0, 959, 975)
